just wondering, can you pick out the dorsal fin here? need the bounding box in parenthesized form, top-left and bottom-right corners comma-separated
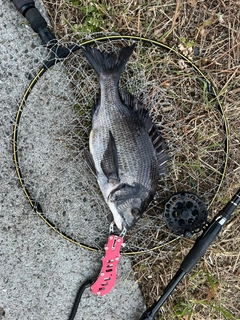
(148, 123, 168, 174)
(120, 90, 168, 174)
(120, 91, 152, 128)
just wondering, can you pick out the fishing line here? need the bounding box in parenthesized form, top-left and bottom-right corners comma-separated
(12, 33, 229, 255)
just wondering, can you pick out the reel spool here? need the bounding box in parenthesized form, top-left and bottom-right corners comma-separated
(164, 191, 208, 237)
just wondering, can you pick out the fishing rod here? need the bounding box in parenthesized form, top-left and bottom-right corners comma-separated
(139, 188, 240, 320)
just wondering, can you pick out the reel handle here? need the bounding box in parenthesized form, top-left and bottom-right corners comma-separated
(11, 0, 56, 46)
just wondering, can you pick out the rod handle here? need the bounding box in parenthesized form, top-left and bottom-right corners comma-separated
(180, 218, 223, 273)
(11, 0, 56, 45)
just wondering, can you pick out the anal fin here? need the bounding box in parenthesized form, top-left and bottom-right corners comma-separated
(84, 149, 97, 176)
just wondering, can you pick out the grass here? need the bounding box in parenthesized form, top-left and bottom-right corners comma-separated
(41, 1, 240, 319)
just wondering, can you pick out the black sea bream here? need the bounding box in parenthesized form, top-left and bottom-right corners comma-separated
(81, 44, 168, 230)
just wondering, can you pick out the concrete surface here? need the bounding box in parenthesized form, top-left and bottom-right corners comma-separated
(0, 1, 145, 319)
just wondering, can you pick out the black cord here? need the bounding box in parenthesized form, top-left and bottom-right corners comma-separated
(68, 280, 93, 320)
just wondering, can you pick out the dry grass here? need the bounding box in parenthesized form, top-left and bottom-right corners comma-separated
(41, 1, 240, 319)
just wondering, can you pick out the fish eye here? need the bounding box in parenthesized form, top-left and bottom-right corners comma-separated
(131, 208, 141, 216)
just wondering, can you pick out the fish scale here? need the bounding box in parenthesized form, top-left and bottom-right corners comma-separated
(81, 44, 167, 230)
(92, 101, 154, 187)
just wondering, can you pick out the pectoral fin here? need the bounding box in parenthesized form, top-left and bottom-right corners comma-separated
(101, 131, 119, 182)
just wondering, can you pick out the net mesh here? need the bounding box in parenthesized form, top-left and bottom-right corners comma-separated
(16, 34, 227, 254)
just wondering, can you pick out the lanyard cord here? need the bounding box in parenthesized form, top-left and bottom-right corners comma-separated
(68, 280, 93, 320)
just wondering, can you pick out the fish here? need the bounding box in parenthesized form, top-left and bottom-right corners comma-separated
(81, 44, 168, 231)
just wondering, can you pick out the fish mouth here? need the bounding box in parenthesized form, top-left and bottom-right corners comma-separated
(108, 201, 125, 231)
(112, 211, 132, 231)
(121, 212, 140, 231)
(114, 218, 123, 231)
(114, 208, 139, 231)
(115, 216, 130, 231)
(122, 217, 138, 231)
(107, 200, 137, 231)
(121, 219, 131, 231)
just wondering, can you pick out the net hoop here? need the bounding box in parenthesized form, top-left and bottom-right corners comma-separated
(12, 34, 229, 254)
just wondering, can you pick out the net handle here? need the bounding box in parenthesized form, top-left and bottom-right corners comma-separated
(11, 0, 56, 45)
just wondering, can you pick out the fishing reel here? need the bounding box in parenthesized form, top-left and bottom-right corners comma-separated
(164, 191, 208, 238)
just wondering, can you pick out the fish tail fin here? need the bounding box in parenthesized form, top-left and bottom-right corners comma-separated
(81, 44, 135, 80)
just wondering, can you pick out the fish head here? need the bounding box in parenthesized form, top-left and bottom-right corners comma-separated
(108, 183, 154, 230)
